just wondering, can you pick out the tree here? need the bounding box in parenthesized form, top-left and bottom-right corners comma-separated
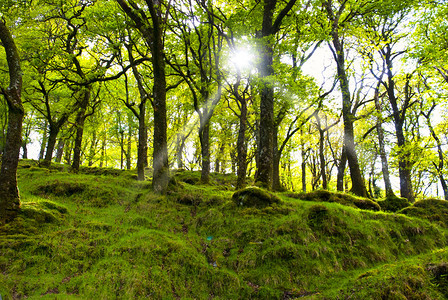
(0, 17, 24, 224)
(166, 0, 225, 184)
(255, 0, 298, 189)
(323, 0, 369, 197)
(116, 0, 170, 193)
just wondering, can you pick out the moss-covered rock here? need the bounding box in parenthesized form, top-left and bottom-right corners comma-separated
(400, 198, 448, 228)
(288, 190, 381, 211)
(378, 195, 410, 212)
(232, 187, 280, 208)
(177, 193, 203, 206)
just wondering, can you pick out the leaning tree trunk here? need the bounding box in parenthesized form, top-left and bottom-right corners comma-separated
(0, 19, 24, 224)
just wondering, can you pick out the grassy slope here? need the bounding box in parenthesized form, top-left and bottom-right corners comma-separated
(1, 160, 448, 299)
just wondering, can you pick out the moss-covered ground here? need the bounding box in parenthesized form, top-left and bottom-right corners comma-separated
(1, 160, 448, 299)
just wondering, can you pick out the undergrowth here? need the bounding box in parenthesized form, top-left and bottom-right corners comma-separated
(1, 160, 447, 299)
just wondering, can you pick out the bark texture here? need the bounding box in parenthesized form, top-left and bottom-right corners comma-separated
(0, 19, 24, 224)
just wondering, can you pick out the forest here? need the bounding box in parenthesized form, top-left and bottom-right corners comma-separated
(1, 0, 448, 299)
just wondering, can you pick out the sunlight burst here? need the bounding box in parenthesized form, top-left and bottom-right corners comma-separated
(230, 47, 254, 71)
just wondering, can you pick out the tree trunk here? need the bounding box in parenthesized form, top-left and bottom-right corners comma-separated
(236, 98, 248, 189)
(42, 124, 60, 167)
(22, 141, 28, 159)
(88, 130, 97, 167)
(99, 134, 106, 168)
(424, 111, 448, 200)
(255, 0, 297, 189)
(300, 131, 307, 192)
(55, 138, 64, 163)
(126, 121, 132, 170)
(176, 133, 184, 169)
(215, 142, 225, 173)
(256, 40, 274, 188)
(336, 145, 347, 191)
(151, 6, 169, 193)
(272, 126, 282, 191)
(64, 139, 72, 165)
(199, 120, 210, 184)
(325, 0, 367, 197)
(374, 90, 394, 197)
(333, 38, 367, 196)
(318, 128, 327, 190)
(71, 88, 91, 172)
(39, 120, 48, 160)
(0, 19, 24, 224)
(137, 100, 147, 180)
(384, 52, 414, 201)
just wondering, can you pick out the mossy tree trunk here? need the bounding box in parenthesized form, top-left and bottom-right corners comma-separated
(256, 0, 298, 189)
(0, 19, 24, 224)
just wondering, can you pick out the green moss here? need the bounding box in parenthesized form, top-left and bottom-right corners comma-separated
(232, 187, 281, 208)
(3, 163, 448, 299)
(378, 195, 411, 212)
(400, 198, 448, 228)
(288, 190, 381, 211)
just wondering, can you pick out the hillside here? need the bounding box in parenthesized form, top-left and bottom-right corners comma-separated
(1, 160, 448, 299)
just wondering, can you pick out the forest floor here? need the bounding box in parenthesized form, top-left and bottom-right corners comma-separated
(1, 160, 448, 299)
